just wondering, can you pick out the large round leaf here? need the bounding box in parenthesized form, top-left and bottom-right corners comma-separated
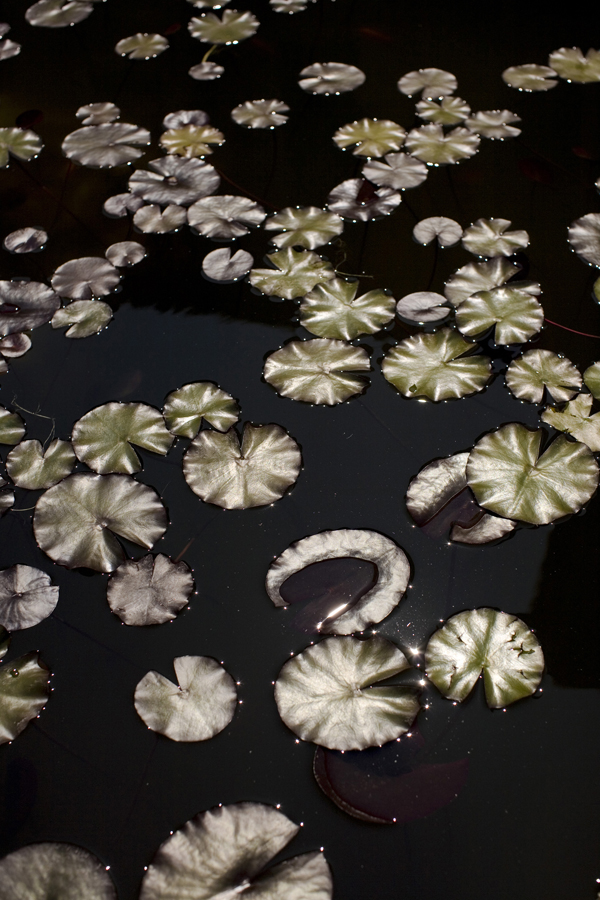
(505, 349, 582, 403)
(299, 278, 395, 339)
(0, 565, 59, 630)
(51, 258, 120, 299)
(0, 843, 116, 899)
(264, 207, 344, 250)
(397, 67, 457, 98)
(333, 118, 406, 158)
(107, 554, 194, 625)
(455, 286, 544, 345)
(405, 124, 479, 165)
(62, 123, 151, 168)
(263, 339, 370, 405)
(0, 648, 50, 744)
(362, 152, 428, 190)
(249, 248, 335, 299)
(188, 9, 259, 44)
(163, 382, 239, 438)
(72, 402, 174, 474)
(6, 438, 75, 489)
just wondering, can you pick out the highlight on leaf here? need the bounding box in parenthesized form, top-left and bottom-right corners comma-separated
(444, 258, 522, 306)
(3, 227, 48, 254)
(502, 64, 558, 92)
(188, 195, 266, 240)
(105, 241, 146, 268)
(159, 124, 225, 158)
(416, 97, 470, 126)
(76, 102, 120, 125)
(6, 438, 75, 489)
(0, 127, 44, 168)
(264, 207, 344, 250)
(397, 68, 457, 99)
(583, 361, 600, 399)
(300, 277, 395, 339)
(134, 204, 187, 234)
(548, 47, 600, 83)
(0, 406, 26, 444)
(25, 0, 96, 28)
(188, 9, 259, 44)
(263, 338, 371, 405)
(72, 401, 174, 474)
(413, 217, 462, 248)
(395, 291, 451, 324)
(568, 213, 600, 267)
(189, 61, 224, 80)
(0, 629, 50, 745)
(464, 110, 521, 140)
(51, 257, 120, 299)
(202, 247, 253, 282)
(108, 554, 194, 626)
(129, 157, 220, 207)
(0, 843, 116, 899)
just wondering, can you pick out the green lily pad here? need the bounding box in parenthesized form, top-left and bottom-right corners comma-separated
(444, 258, 522, 307)
(382, 328, 492, 401)
(263, 339, 371, 405)
(249, 248, 335, 299)
(0, 407, 25, 444)
(506, 350, 582, 403)
(548, 47, 600, 83)
(299, 278, 395, 339)
(0, 127, 43, 168)
(52, 300, 113, 338)
(405, 124, 480, 165)
(466, 422, 599, 524)
(159, 125, 225, 158)
(72, 402, 174, 474)
(0, 643, 50, 744)
(0, 843, 116, 899)
(163, 382, 239, 438)
(502, 64, 558, 92)
(461, 218, 529, 257)
(333, 118, 406, 158)
(455, 286, 544, 345)
(264, 207, 344, 250)
(416, 96, 471, 125)
(541, 394, 600, 451)
(6, 439, 76, 489)
(115, 33, 169, 59)
(583, 361, 600, 398)
(0, 565, 59, 631)
(425, 608, 544, 707)
(188, 9, 259, 44)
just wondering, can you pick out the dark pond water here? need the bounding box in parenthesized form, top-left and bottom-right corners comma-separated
(1, 2, 600, 898)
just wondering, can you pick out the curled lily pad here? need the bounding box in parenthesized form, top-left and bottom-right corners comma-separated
(139, 803, 332, 900)
(0, 407, 25, 444)
(115, 33, 168, 60)
(188, 10, 259, 44)
(506, 350, 582, 403)
(33, 473, 168, 571)
(264, 207, 344, 250)
(333, 118, 406, 158)
(105, 241, 146, 268)
(249, 248, 334, 299)
(541, 394, 600, 451)
(51, 257, 120, 299)
(129, 157, 219, 206)
(548, 47, 600, 83)
(416, 97, 471, 125)
(266, 529, 411, 635)
(0, 333, 31, 357)
(455, 286, 544, 345)
(0, 636, 50, 744)
(413, 217, 462, 248)
(425, 609, 544, 707)
(134, 204, 187, 234)
(275, 636, 419, 751)
(362, 153, 428, 190)
(160, 125, 225, 158)
(51, 300, 113, 338)
(62, 123, 151, 168)
(76, 102, 120, 125)
(163, 110, 210, 130)
(6, 439, 75, 489)
(163, 382, 239, 437)
(444, 258, 522, 306)
(568, 213, 600, 267)
(103, 192, 145, 218)
(0, 565, 59, 630)
(0, 281, 60, 334)
(107, 554, 194, 625)
(202, 247, 253, 282)
(405, 124, 480, 165)
(298, 62, 365, 95)
(462, 218, 529, 257)
(397, 68, 457, 99)
(135, 656, 236, 740)
(72, 402, 174, 474)
(231, 99, 289, 129)
(466, 422, 599, 524)
(464, 110, 521, 140)
(502, 64, 558, 91)
(584, 362, 600, 398)
(395, 291, 451, 324)
(299, 278, 395, 339)
(3, 227, 48, 254)
(0, 127, 43, 168)
(382, 328, 492, 401)
(25, 0, 95, 28)
(183, 422, 301, 509)
(189, 61, 224, 80)
(188, 196, 266, 240)
(327, 178, 401, 221)
(263, 339, 370, 405)
(0, 843, 116, 899)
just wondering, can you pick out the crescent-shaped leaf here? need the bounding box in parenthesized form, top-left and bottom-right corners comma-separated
(6, 438, 76, 489)
(72, 402, 174, 474)
(0, 565, 59, 630)
(163, 382, 239, 438)
(0, 843, 116, 899)
(107, 554, 194, 626)
(263, 339, 370, 405)
(299, 278, 395, 339)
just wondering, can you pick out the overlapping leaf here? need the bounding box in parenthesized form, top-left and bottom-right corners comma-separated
(464, 110, 521, 139)
(188, 196, 266, 239)
(327, 178, 401, 220)
(541, 394, 600, 451)
(548, 47, 600, 83)
(444, 258, 522, 307)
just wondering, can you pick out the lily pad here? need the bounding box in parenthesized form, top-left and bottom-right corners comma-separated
(163, 111, 210, 130)
(159, 124, 225, 158)
(33, 473, 168, 571)
(115, 33, 168, 60)
(163, 382, 239, 438)
(72, 402, 174, 474)
(105, 241, 146, 268)
(51, 257, 120, 299)
(183, 422, 301, 509)
(0, 127, 43, 168)
(405, 124, 480, 166)
(188, 9, 259, 44)
(541, 394, 600, 451)
(0, 843, 116, 899)
(188, 0, 232, 6)
(299, 62, 365, 95)
(129, 157, 220, 207)
(548, 47, 600, 83)
(455, 286, 544, 345)
(362, 153, 428, 190)
(266, 529, 411, 635)
(62, 123, 151, 168)
(231, 99, 289, 128)
(271, 0, 311, 10)
(51, 300, 113, 338)
(134, 205, 187, 234)
(382, 328, 492, 401)
(584, 362, 600, 398)
(0, 479, 14, 517)
(568, 213, 600, 267)
(25, 0, 95, 28)
(6, 438, 76, 489)
(263, 339, 371, 405)
(0, 333, 31, 357)
(264, 207, 344, 250)
(462, 218, 529, 257)
(465, 110, 521, 140)
(275, 635, 419, 751)
(416, 97, 471, 126)
(76, 102, 120, 125)
(299, 278, 395, 339)
(0, 407, 25, 444)
(506, 349, 582, 403)
(395, 291, 451, 324)
(466, 422, 599, 524)
(188, 195, 266, 240)
(189, 61, 224, 80)
(0, 565, 58, 631)
(0, 36, 21, 61)
(202, 247, 253, 282)
(327, 178, 401, 221)
(108, 554, 193, 626)
(413, 217, 462, 247)
(249, 248, 335, 299)
(135, 656, 236, 740)
(0, 637, 50, 743)
(333, 118, 406, 158)
(502, 64, 558, 92)
(103, 192, 145, 218)
(3, 227, 48, 254)
(397, 68, 457, 99)
(444, 258, 522, 306)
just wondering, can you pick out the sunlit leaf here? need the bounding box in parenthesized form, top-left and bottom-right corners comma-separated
(72, 401, 174, 474)
(0, 407, 25, 444)
(405, 124, 480, 165)
(0, 127, 43, 168)
(76, 102, 120, 125)
(129, 157, 220, 206)
(188, 195, 266, 240)
(465, 110, 521, 140)
(34, 473, 168, 571)
(188, 9, 259, 44)
(0, 280, 60, 336)
(105, 241, 146, 268)
(548, 47, 600, 83)
(382, 328, 492, 401)
(444, 258, 522, 306)
(397, 67, 457, 99)
(134, 204, 187, 234)
(425, 608, 544, 707)
(416, 96, 470, 125)
(299, 278, 395, 339)
(107, 554, 194, 625)
(263, 338, 370, 405)
(249, 248, 335, 299)
(506, 349, 582, 403)
(115, 33, 169, 60)
(159, 124, 225, 158)
(202, 247, 253, 282)
(462, 217, 529, 257)
(333, 118, 406, 158)
(62, 123, 151, 168)
(0, 565, 59, 630)
(189, 61, 224, 80)
(413, 217, 462, 247)
(0, 333, 31, 357)
(0, 843, 116, 899)
(264, 207, 344, 250)
(266, 529, 411, 635)
(51, 299, 113, 338)
(183, 422, 301, 509)
(231, 99, 289, 128)
(455, 286, 544, 345)
(502, 64, 558, 92)
(583, 361, 600, 398)
(6, 438, 75, 489)
(275, 635, 419, 751)
(568, 213, 600, 267)
(163, 382, 239, 437)
(361, 152, 428, 190)
(0, 647, 50, 744)
(327, 178, 401, 220)
(163, 110, 210, 130)
(25, 0, 95, 28)
(103, 192, 145, 218)
(3, 227, 47, 254)
(51, 257, 120, 299)
(466, 422, 599, 524)
(541, 394, 600, 451)
(395, 291, 451, 324)
(298, 62, 365, 95)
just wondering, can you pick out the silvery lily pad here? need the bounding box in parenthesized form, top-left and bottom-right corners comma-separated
(6, 439, 76, 489)
(405, 125, 480, 165)
(333, 118, 406, 158)
(62, 123, 151, 168)
(298, 62, 365, 94)
(0, 479, 14, 516)
(188, 196, 266, 240)
(425, 608, 544, 707)
(465, 110, 521, 140)
(502, 64, 558, 91)
(455, 286, 544, 345)
(466, 422, 599, 524)
(444, 258, 522, 306)
(584, 362, 600, 398)
(506, 349, 582, 403)
(416, 97, 471, 125)
(327, 178, 401, 220)
(3, 227, 48, 254)
(135, 656, 236, 740)
(51, 257, 120, 299)
(159, 124, 225, 158)
(134, 204, 187, 234)
(362, 153, 428, 190)
(189, 61, 224, 80)
(395, 291, 451, 324)
(33, 473, 168, 571)
(266, 529, 411, 634)
(462, 218, 529, 257)
(72, 401, 174, 474)
(299, 278, 395, 339)
(275, 635, 419, 751)
(107, 554, 194, 625)
(115, 33, 169, 60)
(231, 99, 289, 128)
(413, 217, 462, 247)
(163, 382, 239, 438)
(162, 111, 210, 129)
(271, 0, 311, 10)
(0, 280, 60, 335)
(139, 803, 332, 900)
(397, 68, 457, 99)
(382, 328, 492, 401)
(0, 333, 31, 357)
(105, 241, 146, 268)
(25, 0, 94, 28)
(0, 30, 21, 60)
(0, 843, 116, 899)
(264, 207, 344, 250)
(249, 248, 334, 299)
(129, 157, 220, 206)
(0, 565, 59, 630)
(188, 10, 259, 44)
(541, 394, 600, 451)
(568, 213, 600, 267)
(0, 631, 50, 744)
(103, 192, 145, 218)
(0, 407, 25, 444)
(548, 47, 600, 83)
(76, 102, 120, 125)
(202, 247, 253, 282)
(263, 339, 370, 405)
(51, 300, 113, 337)
(183, 422, 301, 509)
(187, 0, 232, 7)
(0, 127, 43, 168)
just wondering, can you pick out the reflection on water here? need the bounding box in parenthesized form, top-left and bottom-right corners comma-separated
(280, 556, 378, 632)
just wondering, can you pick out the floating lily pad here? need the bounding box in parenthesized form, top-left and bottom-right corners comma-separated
(25, 0, 95, 28)
(105, 241, 146, 268)
(568, 213, 600, 267)
(395, 291, 451, 324)
(413, 217, 462, 247)
(188, 9, 259, 44)
(6, 438, 75, 489)
(416, 97, 471, 125)
(466, 422, 599, 524)
(506, 349, 582, 403)
(51, 257, 120, 299)
(163, 111, 210, 130)
(263, 339, 370, 405)
(139, 803, 332, 900)
(583, 362, 600, 398)
(103, 192, 145, 218)
(266, 529, 411, 634)
(129, 157, 220, 207)
(51, 300, 113, 338)
(275, 635, 419, 751)
(0, 333, 31, 357)
(0, 36, 21, 61)
(362, 153, 428, 190)
(444, 258, 522, 306)
(108, 554, 193, 626)
(231, 99, 289, 128)
(76, 102, 120, 125)
(0, 479, 14, 517)
(0, 635, 50, 744)
(202, 247, 253, 282)
(405, 124, 480, 165)
(333, 118, 406, 158)
(163, 382, 239, 437)
(548, 47, 600, 83)
(541, 394, 600, 451)
(425, 608, 544, 707)
(0, 565, 59, 631)
(115, 33, 168, 59)
(455, 286, 544, 345)
(0, 127, 43, 168)
(188, 195, 266, 240)
(382, 328, 492, 401)
(465, 110, 521, 140)
(0, 407, 25, 444)
(189, 61, 224, 80)
(183, 422, 301, 509)
(34, 473, 168, 571)
(62, 123, 151, 168)
(502, 64, 558, 91)
(188, 0, 232, 7)
(264, 207, 344, 250)
(0, 843, 116, 899)
(3, 227, 48, 254)
(134, 204, 187, 234)
(397, 67, 457, 99)
(271, 0, 311, 10)
(249, 248, 335, 299)
(327, 178, 401, 220)
(299, 62, 365, 94)
(299, 278, 395, 339)
(159, 124, 225, 158)
(72, 402, 173, 474)
(462, 218, 529, 257)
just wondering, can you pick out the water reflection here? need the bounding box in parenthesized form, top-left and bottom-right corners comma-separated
(280, 556, 378, 632)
